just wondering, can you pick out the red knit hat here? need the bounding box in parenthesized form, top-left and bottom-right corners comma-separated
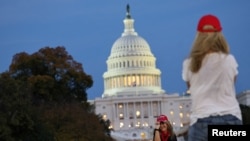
(157, 115, 168, 122)
(197, 14, 222, 32)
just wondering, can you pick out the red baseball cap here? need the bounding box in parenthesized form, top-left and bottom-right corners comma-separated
(197, 14, 222, 32)
(157, 115, 168, 122)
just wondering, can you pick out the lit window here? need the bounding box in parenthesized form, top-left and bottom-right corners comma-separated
(170, 110, 174, 115)
(119, 104, 123, 108)
(119, 113, 123, 118)
(103, 114, 107, 120)
(136, 111, 140, 117)
(143, 122, 148, 127)
(120, 122, 124, 128)
(179, 113, 183, 118)
(141, 132, 146, 139)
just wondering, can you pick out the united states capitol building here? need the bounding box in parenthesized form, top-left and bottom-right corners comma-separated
(89, 5, 250, 141)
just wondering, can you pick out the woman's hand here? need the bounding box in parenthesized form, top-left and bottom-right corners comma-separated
(153, 126, 161, 141)
(155, 122, 160, 129)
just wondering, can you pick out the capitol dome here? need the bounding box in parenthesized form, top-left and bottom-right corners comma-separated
(109, 35, 153, 59)
(102, 5, 165, 97)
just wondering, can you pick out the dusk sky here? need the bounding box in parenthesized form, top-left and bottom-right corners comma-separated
(1, 0, 249, 100)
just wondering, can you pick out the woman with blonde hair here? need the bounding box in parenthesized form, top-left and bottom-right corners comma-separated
(182, 14, 242, 141)
(153, 114, 177, 141)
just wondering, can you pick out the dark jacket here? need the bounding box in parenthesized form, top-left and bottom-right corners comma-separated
(168, 135, 177, 141)
(153, 129, 177, 141)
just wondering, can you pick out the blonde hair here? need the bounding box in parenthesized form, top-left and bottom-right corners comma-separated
(189, 30, 230, 73)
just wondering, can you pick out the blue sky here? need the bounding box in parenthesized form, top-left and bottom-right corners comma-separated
(0, 0, 249, 100)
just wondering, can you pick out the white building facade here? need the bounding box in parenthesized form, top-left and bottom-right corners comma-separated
(237, 90, 250, 107)
(93, 5, 191, 140)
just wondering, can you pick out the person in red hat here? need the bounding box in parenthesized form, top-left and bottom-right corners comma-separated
(153, 114, 177, 141)
(182, 14, 242, 141)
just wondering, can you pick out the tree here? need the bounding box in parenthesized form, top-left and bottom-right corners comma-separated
(0, 72, 54, 141)
(9, 46, 93, 103)
(38, 102, 113, 141)
(0, 46, 114, 141)
(99, 115, 113, 137)
(240, 104, 250, 124)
